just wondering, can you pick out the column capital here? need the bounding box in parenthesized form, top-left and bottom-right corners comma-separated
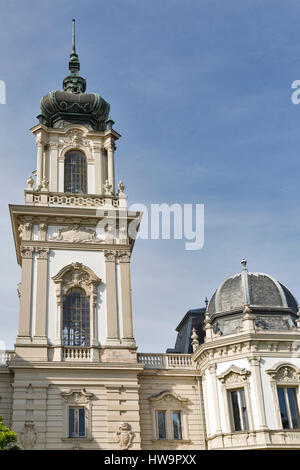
(105, 141, 116, 152)
(208, 363, 217, 374)
(36, 137, 45, 148)
(20, 246, 34, 259)
(248, 356, 261, 367)
(118, 251, 131, 263)
(104, 250, 117, 262)
(36, 247, 50, 260)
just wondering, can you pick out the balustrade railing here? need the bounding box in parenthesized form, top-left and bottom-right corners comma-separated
(62, 347, 91, 361)
(25, 190, 120, 209)
(137, 353, 193, 369)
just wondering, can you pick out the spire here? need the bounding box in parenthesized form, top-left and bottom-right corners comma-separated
(69, 19, 80, 74)
(63, 19, 86, 94)
(72, 18, 76, 55)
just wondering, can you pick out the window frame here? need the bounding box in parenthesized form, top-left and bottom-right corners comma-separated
(217, 365, 254, 433)
(149, 391, 189, 443)
(62, 287, 90, 347)
(277, 386, 300, 430)
(267, 364, 300, 430)
(61, 389, 94, 442)
(68, 406, 86, 438)
(228, 388, 250, 432)
(64, 149, 88, 195)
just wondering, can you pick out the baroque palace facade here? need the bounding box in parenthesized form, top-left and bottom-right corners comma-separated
(1, 22, 300, 450)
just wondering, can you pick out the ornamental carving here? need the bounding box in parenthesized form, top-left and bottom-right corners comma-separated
(104, 250, 117, 262)
(118, 251, 131, 263)
(217, 365, 251, 386)
(20, 246, 34, 259)
(62, 129, 92, 152)
(52, 262, 101, 297)
(148, 390, 188, 404)
(116, 422, 134, 450)
(276, 366, 300, 383)
(61, 388, 94, 404)
(20, 421, 38, 450)
(50, 225, 104, 244)
(36, 247, 49, 260)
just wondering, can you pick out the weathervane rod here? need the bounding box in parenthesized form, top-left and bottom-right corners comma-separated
(72, 18, 76, 54)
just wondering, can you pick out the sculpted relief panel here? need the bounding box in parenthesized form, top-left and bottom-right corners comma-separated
(49, 224, 104, 243)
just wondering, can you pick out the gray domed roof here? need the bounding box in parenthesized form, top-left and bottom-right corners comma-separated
(208, 260, 298, 316)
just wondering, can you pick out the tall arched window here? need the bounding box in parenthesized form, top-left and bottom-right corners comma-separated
(64, 150, 87, 194)
(63, 288, 90, 346)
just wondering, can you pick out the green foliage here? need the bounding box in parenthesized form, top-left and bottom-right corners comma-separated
(0, 416, 20, 450)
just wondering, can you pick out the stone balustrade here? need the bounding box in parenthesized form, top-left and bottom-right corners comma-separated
(137, 353, 193, 369)
(62, 347, 91, 361)
(24, 190, 121, 208)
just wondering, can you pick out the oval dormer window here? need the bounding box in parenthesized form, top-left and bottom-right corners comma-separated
(64, 150, 87, 194)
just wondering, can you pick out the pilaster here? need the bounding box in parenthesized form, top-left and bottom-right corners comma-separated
(118, 251, 135, 346)
(33, 247, 49, 354)
(104, 250, 119, 345)
(16, 246, 34, 344)
(248, 357, 268, 431)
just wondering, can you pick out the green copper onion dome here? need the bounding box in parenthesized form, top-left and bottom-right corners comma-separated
(39, 19, 110, 131)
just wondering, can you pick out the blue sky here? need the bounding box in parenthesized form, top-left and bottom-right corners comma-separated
(1, 0, 300, 352)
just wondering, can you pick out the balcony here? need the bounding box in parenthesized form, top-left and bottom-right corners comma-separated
(137, 353, 194, 369)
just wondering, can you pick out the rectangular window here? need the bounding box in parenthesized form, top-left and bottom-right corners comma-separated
(230, 389, 249, 431)
(277, 387, 300, 429)
(156, 411, 166, 439)
(68, 407, 86, 438)
(172, 412, 182, 440)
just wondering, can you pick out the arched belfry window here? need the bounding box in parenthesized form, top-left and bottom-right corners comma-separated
(52, 262, 101, 352)
(63, 288, 90, 347)
(64, 150, 87, 194)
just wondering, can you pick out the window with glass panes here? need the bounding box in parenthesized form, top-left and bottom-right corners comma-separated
(64, 150, 87, 194)
(277, 387, 300, 429)
(156, 410, 183, 440)
(68, 407, 85, 438)
(63, 288, 90, 347)
(229, 389, 249, 431)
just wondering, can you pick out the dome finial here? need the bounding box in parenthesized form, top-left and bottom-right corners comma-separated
(241, 258, 247, 270)
(72, 18, 76, 55)
(63, 19, 87, 94)
(68, 18, 80, 75)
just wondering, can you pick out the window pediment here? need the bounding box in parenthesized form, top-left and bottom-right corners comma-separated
(267, 364, 300, 383)
(217, 365, 251, 386)
(61, 388, 94, 404)
(148, 390, 188, 405)
(52, 262, 101, 296)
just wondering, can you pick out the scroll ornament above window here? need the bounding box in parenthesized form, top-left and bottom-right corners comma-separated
(52, 262, 101, 298)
